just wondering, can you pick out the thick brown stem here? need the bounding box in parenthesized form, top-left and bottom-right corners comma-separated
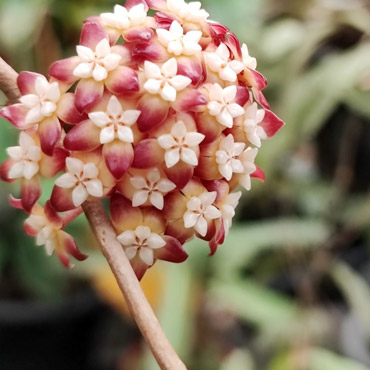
(83, 201, 187, 370)
(0, 57, 186, 370)
(0, 57, 20, 104)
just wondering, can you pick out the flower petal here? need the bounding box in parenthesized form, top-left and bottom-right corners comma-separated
(38, 116, 62, 156)
(64, 119, 101, 151)
(17, 72, 40, 95)
(0, 104, 29, 129)
(105, 66, 140, 95)
(39, 147, 68, 178)
(80, 22, 108, 49)
(103, 141, 134, 180)
(136, 94, 169, 131)
(260, 109, 285, 138)
(132, 138, 164, 168)
(57, 93, 86, 124)
(110, 193, 143, 232)
(21, 176, 41, 213)
(59, 230, 87, 261)
(139, 247, 154, 265)
(164, 160, 194, 189)
(177, 55, 205, 87)
(72, 183, 89, 207)
(155, 235, 188, 263)
(50, 185, 75, 211)
(75, 79, 104, 113)
(49, 56, 80, 85)
(0, 159, 17, 182)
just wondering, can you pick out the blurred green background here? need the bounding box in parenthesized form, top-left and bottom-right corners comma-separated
(1, 0, 370, 369)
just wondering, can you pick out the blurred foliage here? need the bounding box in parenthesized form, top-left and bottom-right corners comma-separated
(1, 0, 370, 369)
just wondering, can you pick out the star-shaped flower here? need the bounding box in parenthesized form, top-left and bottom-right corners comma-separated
(204, 43, 244, 82)
(88, 95, 141, 144)
(143, 58, 192, 101)
(157, 120, 205, 168)
(167, 0, 209, 23)
(55, 157, 103, 206)
(157, 20, 202, 56)
(207, 84, 245, 128)
(130, 168, 176, 209)
(100, 4, 148, 31)
(6, 132, 42, 180)
(243, 103, 267, 147)
(183, 191, 221, 236)
(117, 225, 166, 265)
(239, 147, 258, 191)
(19, 75, 61, 125)
(221, 191, 242, 236)
(73, 38, 122, 82)
(241, 43, 257, 70)
(215, 134, 245, 180)
(26, 214, 55, 255)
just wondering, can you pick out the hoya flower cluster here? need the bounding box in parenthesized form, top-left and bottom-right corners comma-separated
(0, 0, 283, 278)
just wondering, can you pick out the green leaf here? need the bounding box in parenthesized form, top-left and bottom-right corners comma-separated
(220, 349, 255, 370)
(330, 261, 370, 339)
(141, 262, 195, 370)
(212, 218, 331, 282)
(268, 348, 369, 370)
(310, 348, 369, 370)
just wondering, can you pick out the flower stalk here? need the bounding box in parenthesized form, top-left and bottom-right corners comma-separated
(0, 56, 187, 370)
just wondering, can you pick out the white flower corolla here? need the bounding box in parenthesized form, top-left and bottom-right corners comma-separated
(7, 132, 42, 180)
(20, 76, 61, 125)
(243, 103, 267, 148)
(241, 43, 257, 70)
(157, 20, 202, 56)
(167, 0, 209, 23)
(73, 38, 122, 82)
(183, 191, 221, 236)
(215, 134, 245, 180)
(143, 58, 192, 101)
(239, 147, 258, 191)
(25, 214, 55, 255)
(157, 120, 205, 168)
(100, 4, 148, 31)
(207, 84, 245, 128)
(117, 225, 166, 265)
(88, 95, 141, 144)
(55, 157, 103, 206)
(204, 43, 244, 82)
(221, 191, 242, 236)
(130, 168, 176, 210)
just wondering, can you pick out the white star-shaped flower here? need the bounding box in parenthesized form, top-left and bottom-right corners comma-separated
(204, 43, 245, 82)
(167, 0, 209, 23)
(130, 168, 176, 210)
(55, 157, 103, 207)
(215, 134, 245, 180)
(19, 75, 61, 125)
(73, 38, 122, 82)
(117, 225, 166, 265)
(88, 95, 141, 144)
(100, 4, 148, 31)
(243, 103, 267, 148)
(157, 20, 202, 56)
(25, 214, 55, 255)
(143, 58, 192, 101)
(221, 191, 242, 236)
(241, 43, 257, 70)
(157, 120, 205, 168)
(7, 132, 42, 180)
(183, 191, 221, 236)
(207, 84, 245, 128)
(239, 147, 258, 191)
